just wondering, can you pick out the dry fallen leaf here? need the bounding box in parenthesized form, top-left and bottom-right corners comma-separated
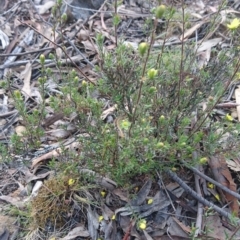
(197, 38, 222, 52)
(204, 215, 232, 239)
(112, 188, 129, 202)
(20, 62, 32, 100)
(35, 1, 55, 14)
(180, 21, 208, 40)
(77, 29, 90, 41)
(209, 155, 239, 215)
(101, 105, 117, 120)
(143, 230, 154, 240)
(0, 29, 9, 49)
(0, 195, 25, 209)
(87, 207, 99, 240)
(60, 226, 89, 240)
(235, 87, 240, 121)
(31, 148, 62, 169)
(197, 47, 211, 69)
(130, 179, 152, 206)
(46, 129, 72, 139)
(227, 159, 240, 172)
(167, 217, 190, 238)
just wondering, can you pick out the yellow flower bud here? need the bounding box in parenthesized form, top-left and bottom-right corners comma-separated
(49, 53, 54, 59)
(61, 13, 68, 22)
(14, 90, 22, 100)
(180, 142, 186, 147)
(159, 115, 165, 120)
(138, 42, 148, 56)
(148, 86, 157, 93)
(143, 138, 149, 144)
(208, 96, 214, 102)
(39, 54, 45, 64)
(199, 157, 208, 164)
(147, 68, 158, 80)
(82, 80, 87, 86)
(155, 5, 166, 19)
(156, 142, 164, 148)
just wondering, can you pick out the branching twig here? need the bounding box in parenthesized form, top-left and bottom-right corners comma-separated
(166, 170, 240, 223)
(228, 224, 240, 240)
(157, 173, 176, 211)
(189, 57, 240, 138)
(193, 152, 204, 237)
(18, 20, 96, 85)
(184, 163, 240, 201)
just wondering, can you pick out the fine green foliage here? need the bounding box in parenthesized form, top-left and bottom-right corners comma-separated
(1, 1, 240, 234)
(1, 2, 240, 185)
(85, 10, 240, 183)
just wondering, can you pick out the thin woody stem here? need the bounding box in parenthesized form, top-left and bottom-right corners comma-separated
(19, 20, 96, 85)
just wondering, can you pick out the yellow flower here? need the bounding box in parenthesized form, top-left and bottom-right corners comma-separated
(214, 194, 220, 201)
(98, 216, 104, 222)
(207, 183, 214, 189)
(226, 113, 233, 122)
(227, 18, 240, 30)
(100, 190, 106, 197)
(68, 179, 75, 186)
(111, 215, 116, 220)
(138, 219, 147, 230)
(147, 198, 153, 204)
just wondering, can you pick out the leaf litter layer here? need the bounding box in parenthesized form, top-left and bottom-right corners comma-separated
(1, 0, 240, 239)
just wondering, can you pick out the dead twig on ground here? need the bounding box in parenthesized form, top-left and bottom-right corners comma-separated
(166, 170, 240, 223)
(18, 20, 96, 85)
(185, 163, 240, 201)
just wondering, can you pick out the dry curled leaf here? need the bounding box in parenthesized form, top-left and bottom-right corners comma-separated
(209, 155, 239, 215)
(15, 125, 26, 137)
(60, 226, 89, 240)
